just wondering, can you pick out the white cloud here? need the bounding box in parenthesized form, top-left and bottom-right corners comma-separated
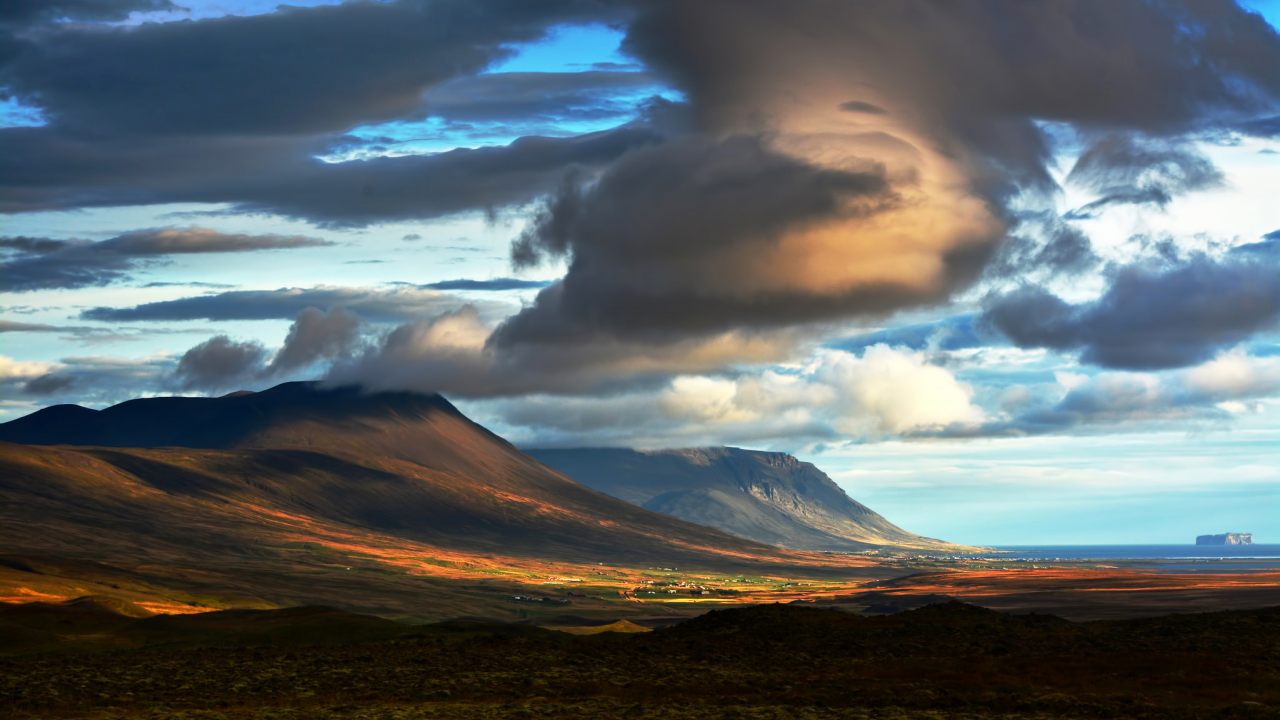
(1183, 350, 1280, 399)
(0, 355, 64, 381)
(468, 344, 984, 447)
(820, 345, 984, 436)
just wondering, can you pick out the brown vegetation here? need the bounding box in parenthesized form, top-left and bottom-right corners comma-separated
(2, 600, 1276, 720)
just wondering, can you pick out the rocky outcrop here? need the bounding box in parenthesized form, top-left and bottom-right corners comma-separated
(1196, 533, 1253, 545)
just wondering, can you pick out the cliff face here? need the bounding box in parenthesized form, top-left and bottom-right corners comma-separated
(526, 446, 958, 552)
(1196, 533, 1253, 545)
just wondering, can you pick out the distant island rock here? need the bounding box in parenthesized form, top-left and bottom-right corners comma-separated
(1196, 533, 1253, 545)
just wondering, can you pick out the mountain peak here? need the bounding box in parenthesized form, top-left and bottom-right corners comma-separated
(0, 381, 461, 451)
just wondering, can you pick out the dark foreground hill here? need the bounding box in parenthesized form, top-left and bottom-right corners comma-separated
(2, 600, 1276, 719)
(0, 383, 875, 620)
(528, 446, 948, 551)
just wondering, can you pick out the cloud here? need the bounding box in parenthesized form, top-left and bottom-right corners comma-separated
(91, 227, 330, 254)
(1004, 352, 1280, 434)
(21, 373, 76, 395)
(0, 356, 63, 384)
(0, 0, 653, 225)
(80, 285, 507, 324)
(325, 305, 807, 398)
(1063, 135, 1225, 219)
(462, 345, 983, 448)
(265, 306, 362, 375)
(0, 320, 226, 347)
(980, 251, 1280, 370)
(1, 1, 614, 138)
(0, 353, 174, 408)
(0, 0, 179, 30)
(0, 320, 64, 333)
(422, 70, 666, 126)
(983, 213, 1100, 280)
(6, 0, 1280, 421)
(829, 315, 984, 355)
(172, 335, 267, 392)
(137, 281, 237, 289)
(19, 307, 364, 399)
(838, 100, 888, 115)
(502, 133, 961, 346)
(0, 125, 661, 225)
(420, 278, 554, 291)
(0, 228, 330, 292)
(468, 0, 1280, 388)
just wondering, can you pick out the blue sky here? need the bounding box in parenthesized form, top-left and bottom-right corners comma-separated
(2, 1, 1278, 545)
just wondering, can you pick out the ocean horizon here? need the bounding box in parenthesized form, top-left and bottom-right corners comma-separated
(967, 544, 1280, 560)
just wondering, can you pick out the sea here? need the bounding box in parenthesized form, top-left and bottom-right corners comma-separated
(960, 544, 1280, 574)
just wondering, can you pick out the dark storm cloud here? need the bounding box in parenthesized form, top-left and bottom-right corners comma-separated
(498, 134, 894, 345)
(984, 214, 1100, 280)
(173, 336, 266, 391)
(0, 0, 651, 225)
(980, 252, 1280, 370)
(1238, 114, 1280, 137)
(622, 0, 1280, 153)
(424, 70, 664, 124)
(0, 228, 330, 292)
(1, 0, 616, 137)
(1063, 135, 1225, 219)
(489, 0, 1280, 351)
(21, 373, 76, 396)
(1232, 236, 1280, 258)
(0, 125, 660, 225)
(0, 0, 179, 29)
(7, 0, 1280, 404)
(81, 286, 505, 324)
(421, 278, 554, 291)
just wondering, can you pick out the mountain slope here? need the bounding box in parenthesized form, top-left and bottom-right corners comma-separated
(526, 447, 947, 551)
(0, 383, 797, 565)
(0, 383, 888, 619)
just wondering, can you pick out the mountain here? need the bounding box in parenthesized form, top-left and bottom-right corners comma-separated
(525, 447, 947, 551)
(0, 383, 871, 620)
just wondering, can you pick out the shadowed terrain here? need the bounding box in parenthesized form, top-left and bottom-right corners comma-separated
(528, 447, 949, 551)
(2, 600, 1277, 719)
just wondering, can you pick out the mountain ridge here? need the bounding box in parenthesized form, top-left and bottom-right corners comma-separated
(526, 446, 949, 551)
(3, 383, 886, 621)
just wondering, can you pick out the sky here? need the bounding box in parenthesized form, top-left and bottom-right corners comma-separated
(1, 0, 1278, 546)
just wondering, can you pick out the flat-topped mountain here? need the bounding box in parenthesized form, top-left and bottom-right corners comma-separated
(526, 447, 952, 552)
